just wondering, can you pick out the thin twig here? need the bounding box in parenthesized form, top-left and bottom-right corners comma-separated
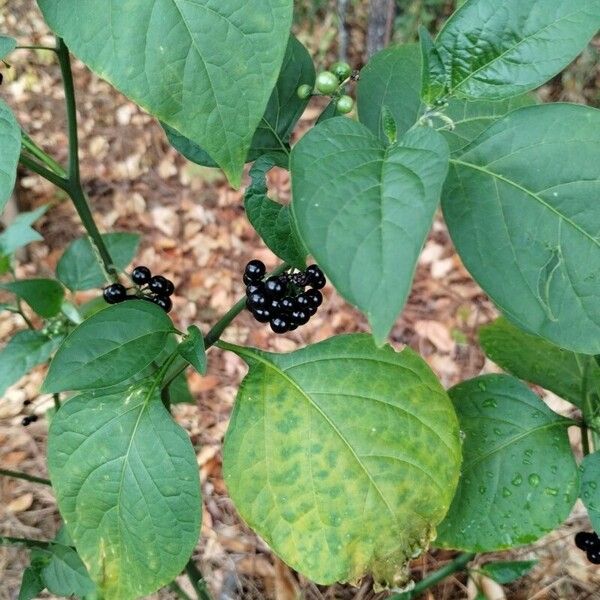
(0, 468, 51, 485)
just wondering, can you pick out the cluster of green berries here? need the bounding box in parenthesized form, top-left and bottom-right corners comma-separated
(575, 531, 600, 564)
(21, 400, 38, 427)
(244, 260, 326, 334)
(297, 61, 355, 115)
(103, 266, 175, 313)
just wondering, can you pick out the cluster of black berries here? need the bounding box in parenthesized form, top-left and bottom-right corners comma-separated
(244, 260, 326, 334)
(575, 531, 600, 564)
(102, 266, 175, 313)
(21, 400, 38, 427)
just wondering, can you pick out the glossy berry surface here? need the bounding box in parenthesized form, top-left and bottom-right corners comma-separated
(588, 549, 600, 564)
(336, 95, 354, 114)
(152, 295, 173, 313)
(248, 292, 267, 309)
(264, 277, 286, 299)
(149, 275, 174, 296)
(280, 297, 295, 313)
(575, 531, 600, 551)
(103, 283, 127, 304)
(297, 84, 312, 100)
(316, 71, 339, 95)
(244, 260, 266, 282)
(306, 289, 323, 308)
(331, 61, 352, 81)
(131, 266, 151, 285)
(246, 282, 263, 296)
(270, 317, 289, 334)
(252, 307, 272, 323)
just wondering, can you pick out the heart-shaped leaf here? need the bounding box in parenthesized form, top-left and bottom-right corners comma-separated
(436, 374, 579, 551)
(48, 382, 201, 600)
(0, 99, 21, 213)
(443, 104, 600, 354)
(43, 300, 176, 392)
(291, 118, 449, 343)
(222, 334, 461, 586)
(580, 451, 600, 535)
(38, 0, 293, 186)
(480, 317, 600, 408)
(0, 279, 64, 318)
(435, 0, 600, 99)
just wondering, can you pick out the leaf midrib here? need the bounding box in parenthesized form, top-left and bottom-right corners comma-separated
(450, 158, 600, 248)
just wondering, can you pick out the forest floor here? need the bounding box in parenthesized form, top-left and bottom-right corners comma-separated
(1, 1, 600, 599)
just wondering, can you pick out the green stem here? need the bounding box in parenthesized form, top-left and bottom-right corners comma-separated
(169, 581, 193, 600)
(21, 132, 66, 177)
(387, 553, 475, 599)
(16, 45, 57, 52)
(185, 559, 212, 600)
(53, 393, 61, 411)
(0, 468, 51, 486)
(19, 153, 70, 192)
(0, 536, 53, 549)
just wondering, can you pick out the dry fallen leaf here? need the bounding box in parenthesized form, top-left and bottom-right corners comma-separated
(6, 493, 34, 513)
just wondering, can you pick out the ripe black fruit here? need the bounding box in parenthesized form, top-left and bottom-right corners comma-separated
(149, 275, 174, 296)
(248, 291, 267, 309)
(152, 295, 173, 313)
(588, 548, 600, 564)
(103, 283, 127, 304)
(132, 266, 151, 285)
(21, 416, 31, 426)
(575, 531, 599, 551)
(270, 317, 289, 334)
(244, 260, 266, 282)
(246, 282, 263, 296)
(280, 297, 294, 313)
(306, 289, 323, 308)
(294, 294, 310, 309)
(264, 276, 286, 299)
(252, 307, 272, 323)
(291, 310, 309, 325)
(306, 264, 326, 289)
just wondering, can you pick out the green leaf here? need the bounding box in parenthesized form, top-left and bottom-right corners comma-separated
(168, 371, 195, 404)
(34, 544, 96, 597)
(580, 451, 600, 535)
(56, 233, 140, 291)
(0, 99, 21, 213)
(291, 118, 449, 344)
(357, 44, 423, 142)
(245, 155, 306, 268)
(38, 0, 293, 187)
(479, 317, 600, 408)
(18, 566, 45, 600)
(43, 300, 176, 393)
(436, 0, 600, 99)
(0, 279, 64, 318)
(436, 374, 579, 551)
(480, 560, 538, 584)
(0, 205, 49, 255)
(419, 26, 446, 104)
(222, 334, 461, 586)
(48, 382, 201, 600)
(0, 330, 61, 397)
(178, 325, 207, 375)
(442, 104, 600, 354)
(163, 35, 312, 170)
(442, 94, 536, 154)
(0, 35, 16, 59)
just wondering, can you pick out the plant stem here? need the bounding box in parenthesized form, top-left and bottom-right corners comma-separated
(185, 559, 212, 600)
(16, 45, 57, 52)
(0, 536, 52, 549)
(19, 153, 70, 192)
(387, 553, 475, 599)
(0, 468, 51, 485)
(21, 132, 67, 177)
(53, 393, 61, 411)
(169, 581, 194, 600)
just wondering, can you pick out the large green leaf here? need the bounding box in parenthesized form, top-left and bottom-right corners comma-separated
(436, 374, 579, 551)
(18, 567, 45, 600)
(222, 334, 461, 586)
(480, 317, 600, 408)
(0, 330, 61, 398)
(480, 560, 538, 584)
(48, 382, 201, 600)
(443, 104, 600, 354)
(164, 35, 313, 169)
(435, 0, 600, 99)
(43, 300, 176, 392)
(580, 451, 600, 535)
(0, 99, 21, 213)
(245, 155, 306, 268)
(0, 35, 16, 59)
(38, 0, 293, 187)
(291, 118, 449, 343)
(0, 205, 48, 255)
(0, 279, 64, 318)
(178, 325, 207, 375)
(56, 233, 140, 291)
(357, 44, 423, 141)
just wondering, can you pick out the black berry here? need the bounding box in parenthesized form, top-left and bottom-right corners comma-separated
(149, 275, 174, 296)
(264, 276, 287, 299)
(588, 548, 600, 564)
(151, 295, 173, 313)
(21, 417, 31, 426)
(294, 293, 310, 310)
(306, 289, 323, 308)
(306, 264, 326, 289)
(270, 317, 289, 334)
(29, 414, 38, 423)
(103, 283, 127, 304)
(23, 400, 32, 407)
(280, 297, 295, 313)
(131, 266, 151, 285)
(268, 299, 281, 313)
(291, 310, 309, 325)
(244, 260, 266, 282)
(252, 307, 272, 323)
(248, 291, 267, 309)
(576, 531, 600, 551)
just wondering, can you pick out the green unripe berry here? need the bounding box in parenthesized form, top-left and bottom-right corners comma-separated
(336, 95, 354, 114)
(297, 84, 313, 100)
(315, 71, 339, 95)
(331, 61, 352, 81)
